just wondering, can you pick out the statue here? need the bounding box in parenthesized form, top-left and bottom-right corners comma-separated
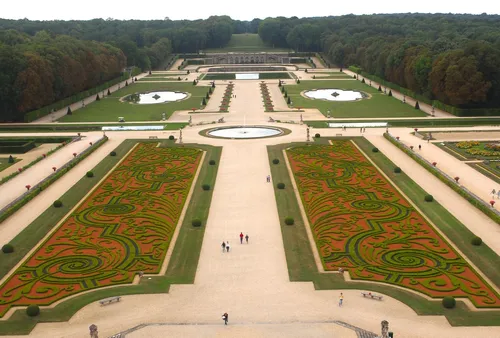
(403, 95, 406, 103)
(218, 117, 225, 123)
(161, 112, 166, 121)
(189, 115, 192, 126)
(89, 324, 98, 338)
(306, 127, 310, 142)
(300, 114, 303, 125)
(381, 320, 389, 338)
(179, 128, 183, 144)
(268, 116, 275, 122)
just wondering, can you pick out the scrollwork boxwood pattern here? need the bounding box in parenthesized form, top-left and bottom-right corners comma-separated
(0, 143, 202, 317)
(286, 142, 500, 308)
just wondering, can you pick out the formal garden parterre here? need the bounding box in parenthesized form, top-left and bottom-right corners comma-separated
(0, 143, 202, 317)
(286, 141, 500, 308)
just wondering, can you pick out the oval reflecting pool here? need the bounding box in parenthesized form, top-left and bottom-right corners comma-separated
(207, 126, 283, 139)
(125, 91, 187, 104)
(304, 89, 364, 101)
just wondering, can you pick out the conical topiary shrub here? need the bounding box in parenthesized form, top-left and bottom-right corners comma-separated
(388, 90, 392, 97)
(415, 101, 420, 110)
(67, 106, 72, 115)
(96, 94, 100, 101)
(107, 89, 111, 95)
(378, 85, 382, 91)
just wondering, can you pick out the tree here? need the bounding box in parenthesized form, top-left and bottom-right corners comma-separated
(96, 94, 100, 101)
(415, 101, 420, 109)
(67, 106, 72, 115)
(107, 89, 111, 95)
(388, 90, 392, 96)
(202, 98, 206, 105)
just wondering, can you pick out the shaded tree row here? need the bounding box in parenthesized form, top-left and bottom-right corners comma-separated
(0, 30, 126, 121)
(257, 14, 500, 108)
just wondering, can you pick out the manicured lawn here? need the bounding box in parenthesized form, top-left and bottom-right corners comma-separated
(285, 80, 427, 118)
(268, 138, 500, 325)
(0, 140, 221, 334)
(306, 118, 500, 128)
(201, 72, 291, 80)
(58, 83, 211, 122)
(310, 72, 352, 79)
(203, 34, 291, 52)
(0, 157, 19, 172)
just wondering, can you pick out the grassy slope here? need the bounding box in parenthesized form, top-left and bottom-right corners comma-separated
(204, 34, 291, 52)
(267, 137, 500, 326)
(0, 140, 221, 335)
(286, 80, 427, 118)
(59, 83, 211, 122)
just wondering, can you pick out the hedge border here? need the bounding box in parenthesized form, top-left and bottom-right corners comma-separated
(384, 133, 500, 224)
(0, 136, 108, 223)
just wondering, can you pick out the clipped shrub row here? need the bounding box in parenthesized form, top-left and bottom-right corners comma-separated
(384, 133, 500, 224)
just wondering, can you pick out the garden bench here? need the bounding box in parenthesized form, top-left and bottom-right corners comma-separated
(148, 136, 158, 139)
(335, 133, 343, 136)
(99, 296, 121, 306)
(361, 292, 383, 300)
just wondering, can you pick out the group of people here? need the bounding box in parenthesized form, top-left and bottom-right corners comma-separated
(221, 233, 249, 252)
(491, 189, 500, 199)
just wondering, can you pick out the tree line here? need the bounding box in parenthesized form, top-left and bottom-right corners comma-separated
(258, 14, 500, 108)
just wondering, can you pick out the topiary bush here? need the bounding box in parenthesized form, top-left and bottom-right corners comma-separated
(2, 244, 14, 254)
(209, 160, 216, 165)
(394, 167, 402, 173)
(372, 147, 379, 153)
(415, 101, 420, 110)
(315, 133, 321, 138)
(86, 171, 94, 178)
(202, 184, 210, 191)
(287, 97, 291, 104)
(192, 219, 202, 227)
(26, 304, 40, 317)
(53, 200, 63, 208)
(277, 183, 285, 189)
(272, 158, 280, 165)
(8, 155, 14, 163)
(471, 236, 483, 246)
(109, 151, 116, 156)
(284, 217, 295, 225)
(424, 194, 434, 202)
(67, 106, 72, 115)
(442, 296, 456, 309)
(169, 135, 175, 140)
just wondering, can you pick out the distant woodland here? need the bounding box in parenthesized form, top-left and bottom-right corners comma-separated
(1, 14, 500, 121)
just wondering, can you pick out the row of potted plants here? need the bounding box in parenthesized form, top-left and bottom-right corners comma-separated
(260, 83, 274, 112)
(219, 83, 234, 112)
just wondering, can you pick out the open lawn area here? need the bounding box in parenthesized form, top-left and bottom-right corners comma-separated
(285, 80, 428, 118)
(58, 83, 211, 122)
(0, 157, 18, 172)
(203, 34, 291, 53)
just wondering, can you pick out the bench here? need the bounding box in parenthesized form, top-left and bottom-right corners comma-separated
(148, 136, 158, 139)
(361, 292, 383, 300)
(99, 296, 122, 306)
(335, 133, 343, 136)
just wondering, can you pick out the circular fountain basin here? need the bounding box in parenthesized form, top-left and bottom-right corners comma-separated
(304, 89, 364, 101)
(125, 91, 187, 104)
(207, 126, 284, 139)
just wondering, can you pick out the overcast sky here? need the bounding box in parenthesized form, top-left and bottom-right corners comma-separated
(1, 0, 498, 21)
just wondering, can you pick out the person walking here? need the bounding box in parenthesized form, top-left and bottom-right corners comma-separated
(226, 241, 230, 252)
(339, 293, 344, 307)
(245, 234, 249, 244)
(240, 232, 244, 244)
(266, 175, 271, 183)
(221, 241, 226, 253)
(497, 190, 500, 199)
(222, 312, 229, 325)
(418, 144, 422, 150)
(492, 189, 497, 199)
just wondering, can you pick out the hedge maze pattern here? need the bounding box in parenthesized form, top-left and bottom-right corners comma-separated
(0, 143, 201, 317)
(286, 141, 500, 308)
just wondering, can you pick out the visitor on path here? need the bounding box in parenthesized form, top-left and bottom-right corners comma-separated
(222, 312, 229, 325)
(266, 175, 271, 183)
(363, 127, 366, 133)
(492, 189, 497, 198)
(240, 232, 244, 244)
(222, 241, 226, 253)
(418, 144, 422, 151)
(497, 190, 500, 199)
(226, 241, 230, 252)
(339, 293, 344, 307)
(360, 128, 362, 133)
(245, 234, 249, 244)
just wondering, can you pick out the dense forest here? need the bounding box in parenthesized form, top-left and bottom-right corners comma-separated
(258, 14, 500, 109)
(1, 14, 500, 121)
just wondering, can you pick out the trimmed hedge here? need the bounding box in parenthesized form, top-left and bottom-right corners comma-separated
(315, 133, 321, 138)
(26, 305, 40, 317)
(110, 151, 117, 156)
(0, 137, 108, 223)
(284, 217, 295, 225)
(424, 195, 434, 202)
(372, 147, 379, 153)
(442, 296, 456, 309)
(471, 236, 483, 246)
(272, 158, 280, 165)
(53, 200, 63, 208)
(86, 171, 94, 178)
(277, 182, 285, 189)
(384, 133, 500, 224)
(192, 219, 202, 227)
(202, 184, 210, 191)
(169, 135, 175, 140)
(209, 160, 216, 165)
(2, 244, 14, 253)
(394, 167, 402, 173)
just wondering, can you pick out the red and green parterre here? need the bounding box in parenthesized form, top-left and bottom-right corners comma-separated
(0, 143, 202, 317)
(286, 141, 500, 308)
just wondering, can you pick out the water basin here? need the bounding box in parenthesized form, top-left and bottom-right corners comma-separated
(207, 126, 283, 139)
(304, 89, 364, 101)
(235, 73, 259, 80)
(125, 91, 187, 104)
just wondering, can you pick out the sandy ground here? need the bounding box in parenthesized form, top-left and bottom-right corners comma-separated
(2, 79, 500, 337)
(0, 144, 59, 179)
(32, 73, 149, 123)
